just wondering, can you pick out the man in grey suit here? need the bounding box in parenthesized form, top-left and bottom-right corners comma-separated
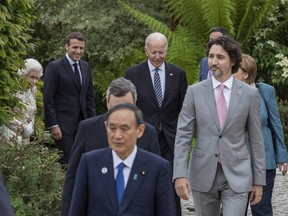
(173, 36, 266, 216)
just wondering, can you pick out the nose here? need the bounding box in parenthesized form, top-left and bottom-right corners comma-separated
(210, 57, 217, 66)
(114, 129, 123, 139)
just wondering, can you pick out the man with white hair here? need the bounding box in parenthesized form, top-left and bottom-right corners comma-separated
(125, 32, 188, 216)
(0, 58, 43, 145)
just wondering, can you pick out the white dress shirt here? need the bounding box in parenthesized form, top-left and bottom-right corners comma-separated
(112, 146, 137, 188)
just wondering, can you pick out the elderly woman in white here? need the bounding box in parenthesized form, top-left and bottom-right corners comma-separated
(0, 58, 43, 145)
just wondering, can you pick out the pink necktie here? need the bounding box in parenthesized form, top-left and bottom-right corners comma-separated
(216, 84, 227, 128)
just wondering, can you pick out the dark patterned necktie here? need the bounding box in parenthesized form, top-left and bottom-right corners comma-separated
(154, 67, 163, 107)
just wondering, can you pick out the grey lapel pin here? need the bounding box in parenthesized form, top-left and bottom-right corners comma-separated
(101, 167, 108, 174)
(133, 174, 138, 181)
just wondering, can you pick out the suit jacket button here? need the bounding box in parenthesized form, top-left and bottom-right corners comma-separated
(215, 153, 219, 157)
(219, 135, 222, 138)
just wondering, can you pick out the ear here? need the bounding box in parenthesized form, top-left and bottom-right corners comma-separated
(243, 72, 249, 80)
(136, 123, 145, 139)
(144, 48, 148, 57)
(64, 44, 69, 51)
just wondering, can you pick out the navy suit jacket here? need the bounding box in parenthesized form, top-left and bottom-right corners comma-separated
(124, 61, 187, 152)
(44, 56, 96, 134)
(69, 148, 175, 216)
(199, 57, 209, 81)
(0, 173, 14, 216)
(61, 114, 161, 216)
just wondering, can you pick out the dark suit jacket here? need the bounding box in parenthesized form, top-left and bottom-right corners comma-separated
(69, 148, 175, 216)
(199, 57, 209, 81)
(124, 61, 187, 152)
(61, 114, 161, 216)
(0, 173, 14, 216)
(43, 56, 96, 134)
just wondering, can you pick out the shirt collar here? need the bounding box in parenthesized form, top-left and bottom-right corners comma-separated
(65, 53, 78, 66)
(212, 75, 233, 90)
(147, 60, 165, 72)
(112, 146, 137, 169)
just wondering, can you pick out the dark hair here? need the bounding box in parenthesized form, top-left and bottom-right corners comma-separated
(209, 27, 228, 36)
(106, 78, 137, 103)
(65, 32, 86, 45)
(206, 36, 242, 74)
(106, 103, 143, 127)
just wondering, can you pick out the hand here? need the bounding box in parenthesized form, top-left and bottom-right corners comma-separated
(50, 126, 62, 141)
(249, 185, 263, 205)
(277, 163, 288, 176)
(23, 122, 34, 137)
(175, 177, 191, 200)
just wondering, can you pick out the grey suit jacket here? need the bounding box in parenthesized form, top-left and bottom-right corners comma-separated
(173, 78, 266, 193)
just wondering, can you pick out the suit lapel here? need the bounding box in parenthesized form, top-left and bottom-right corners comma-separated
(62, 57, 81, 92)
(100, 151, 118, 212)
(203, 80, 220, 130)
(118, 149, 147, 214)
(222, 79, 243, 131)
(79, 60, 86, 92)
(163, 62, 174, 109)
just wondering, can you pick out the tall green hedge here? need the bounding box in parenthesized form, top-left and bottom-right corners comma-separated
(0, 0, 35, 127)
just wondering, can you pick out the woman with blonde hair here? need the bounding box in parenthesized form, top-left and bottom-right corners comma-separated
(235, 54, 288, 216)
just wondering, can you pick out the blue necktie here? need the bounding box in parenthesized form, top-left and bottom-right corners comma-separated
(154, 68, 163, 107)
(73, 63, 81, 86)
(116, 162, 125, 206)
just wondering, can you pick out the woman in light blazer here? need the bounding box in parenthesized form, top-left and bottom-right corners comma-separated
(235, 54, 288, 216)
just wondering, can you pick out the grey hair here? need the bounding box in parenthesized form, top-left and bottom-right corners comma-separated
(106, 78, 137, 103)
(145, 32, 168, 50)
(18, 58, 43, 77)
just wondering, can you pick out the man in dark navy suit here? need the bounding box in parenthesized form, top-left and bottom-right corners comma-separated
(69, 103, 175, 216)
(44, 32, 96, 164)
(199, 27, 228, 81)
(61, 78, 160, 216)
(124, 32, 187, 215)
(0, 172, 14, 216)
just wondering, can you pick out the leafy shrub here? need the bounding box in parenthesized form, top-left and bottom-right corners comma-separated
(0, 142, 65, 216)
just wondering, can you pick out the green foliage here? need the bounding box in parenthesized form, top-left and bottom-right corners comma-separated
(250, 1, 288, 100)
(0, 142, 64, 216)
(0, 0, 36, 126)
(116, 0, 282, 85)
(31, 0, 171, 114)
(116, 0, 199, 83)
